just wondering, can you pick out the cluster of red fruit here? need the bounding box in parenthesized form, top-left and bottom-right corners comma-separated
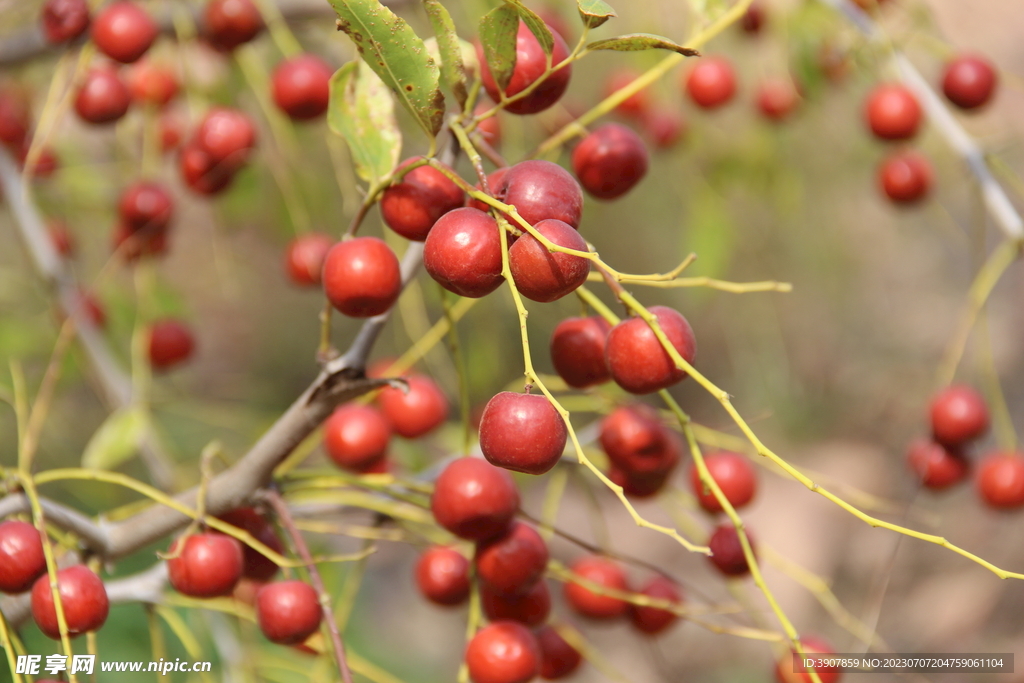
(908, 385, 1024, 509)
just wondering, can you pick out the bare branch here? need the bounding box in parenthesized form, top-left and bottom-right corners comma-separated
(0, 493, 108, 554)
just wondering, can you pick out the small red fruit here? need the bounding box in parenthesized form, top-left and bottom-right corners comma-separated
(179, 143, 234, 195)
(740, 2, 766, 33)
(608, 465, 674, 498)
(465, 621, 541, 683)
(322, 404, 390, 473)
(878, 150, 932, 204)
(112, 221, 168, 260)
(256, 580, 322, 645)
(415, 546, 470, 606)
(600, 404, 679, 477)
(572, 123, 649, 200)
(564, 556, 628, 620)
(509, 219, 590, 302)
(690, 451, 757, 513)
(322, 237, 402, 317)
(906, 439, 969, 490)
(475, 522, 549, 596)
(775, 636, 841, 683)
(91, 1, 158, 64)
(603, 69, 652, 117)
(642, 108, 686, 149)
(431, 458, 520, 541)
(976, 452, 1024, 509)
(42, 0, 91, 44)
(376, 374, 448, 438)
(125, 60, 179, 107)
(864, 83, 922, 141)
(203, 0, 264, 51)
(468, 167, 511, 213)
(0, 85, 31, 146)
(284, 232, 333, 287)
(480, 392, 567, 475)
(167, 533, 244, 598)
(119, 181, 173, 233)
(498, 160, 584, 229)
(159, 111, 182, 151)
(380, 158, 466, 241)
(550, 316, 611, 389)
(536, 625, 582, 679)
(942, 54, 997, 110)
(74, 68, 131, 124)
(194, 106, 257, 172)
(686, 57, 737, 109)
(423, 207, 504, 298)
(0, 520, 46, 594)
(49, 220, 75, 257)
(481, 580, 551, 627)
(707, 524, 755, 577)
(629, 575, 682, 635)
(475, 104, 501, 147)
(218, 507, 283, 581)
(930, 385, 989, 446)
(477, 21, 572, 116)
(31, 565, 109, 639)
(756, 77, 800, 121)
(271, 54, 333, 121)
(605, 306, 697, 395)
(18, 143, 60, 179)
(148, 318, 195, 370)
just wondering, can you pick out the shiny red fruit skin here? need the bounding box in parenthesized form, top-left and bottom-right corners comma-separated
(90, 1, 157, 64)
(686, 57, 737, 109)
(499, 160, 584, 229)
(203, 0, 264, 51)
(322, 237, 402, 317)
(468, 167, 510, 213)
(218, 507, 283, 581)
(416, 546, 470, 606)
(0, 86, 31, 146)
(0, 520, 46, 594)
(608, 465, 674, 498)
(112, 221, 168, 260)
(976, 452, 1024, 509)
(629, 575, 682, 635)
(879, 151, 932, 204)
(550, 316, 611, 388)
(642, 108, 686, 149)
(431, 458, 520, 541)
(194, 107, 257, 170)
(740, 2, 766, 33)
(323, 404, 390, 472)
(381, 158, 466, 241)
(475, 522, 549, 596)
(256, 580, 322, 645)
(775, 636, 841, 683)
(756, 78, 800, 121)
(600, 404, 678, 477)
(906, 439, 969, 490)
(477, 21, 572, 116)
(119, 181, 173, 233)
(42, 0, 91, 44)
(74, 68, 131, 124)
(31, 565, 109, 639)
(481, 580, 551, 627)
(480, 392, 567, 475)
(929, 385, 989, 446)
(376, 374, 448, 438)
(572, 123, 649, 200)
(603, 69, 651, 117)
(564, 556, 628, 620)
(865, 84, 922, 141)
(148, 319, 195, 370)
(423, 207, 504, 298)
(605, 306, 697, 395)
(942, 54, 997, 110)
(465, 622, 541, 683)
(271, 54, 333, 120)
(284, 232, 333, 286)
(126, 60, 179, 107)
(509, 219, 589, 302)
(536, 625, 582, 679)
(179, 143, 234, 195)
(167, 533, 244, 598)
(690, 451, 757, 513)
(707, 524, 755, 577)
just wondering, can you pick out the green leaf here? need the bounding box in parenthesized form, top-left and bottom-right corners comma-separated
(586, 33, 699, 56)
(504, 0, 553, 55)
(328, 61, 402, 185)
(330, 0, 445, 138)
(478, 4, 520, 92)
(423, 0, 469, 109)
(577, 0, 616, 28)
(82, 407, 149, 471)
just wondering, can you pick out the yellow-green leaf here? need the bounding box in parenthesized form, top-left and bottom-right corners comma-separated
(577, 0, 616, 28)
(328, 61, 402, 184)
(82, 406, 149, 470)
(423, 0, 469, 109)
(586, 33, 699, 56)
(479, 4, 520, 93)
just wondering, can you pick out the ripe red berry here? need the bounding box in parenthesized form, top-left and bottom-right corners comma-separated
(125, 60, 179, 107)
(31, 565, 109, 639)
(536, 625, 582, 680)
(976, 451, 1024, 509)
(864, 83, 922, 141)
(74, 67, 131, 125)
(608, 465, 674, 498)
(740, 2, 766, 33)
(271, 54, 333, 121)
(564, 556, 628, 620)
(284, 232, 333, 286)
(775, 636, 841, 683)
(878, 150, 932, 204)
(148, 318, 195, 370)
(477, 21, 572, 116)
(0, 85, 31, 146)
(475, 522, 549, 595)
(179, 143, 234, 195)
(629, 575, 682, 635)
(707, 524, 755, 577)
(203, 0, 264, 51)
(605, 306, 697, 395)
(322, 237, 402, 317)
(642, 108, 687, 149)
(508, 219, 590, 302)
(929, 385, 989, 446)
(415, 546, 470, 606)
(480, 392, 567, 475)
(42, 0, 91, 44)
(572, 123, 649, 201)
(468, 167, 511, 213)
(0, 520, 47, 594)
(217, 507, 283, 581)
(690, 451, 757, 513)
(112, 221, 168, 260)
(603, 69, 652, 117)
(323, 404, 390, 472)
(380, 158, 466, 241)
(167, 533, 244, 598)
(906, 438, 969, 491)
(119, 181, 173, 233)
(600, 404, 679, 478)
(481, 580, 551, 627)
(90, 1, 158, 64)
(942, 54, 997, 110)
(756, 77, 800, 121)
(256, 580, 322, 645)
(194, 107, 257, 172)
(159, 111, 182, 151)
(49, 220, 75, 257)
(431, 458, 520, 541)
(550, 316, 611, 389)
(465, 621, 541, 683)
(423, 207, 504, 298)
(498, 160, 584, 229)
(686, 56, 737, 109)
(376, 374, 448, 438)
